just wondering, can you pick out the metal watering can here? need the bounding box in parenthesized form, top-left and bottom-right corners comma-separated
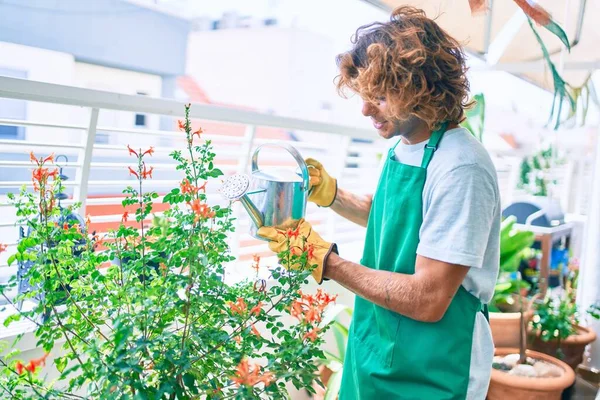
(219, 143, 310, 240)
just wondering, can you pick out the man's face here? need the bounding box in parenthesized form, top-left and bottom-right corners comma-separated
(361, 99, 419, 140)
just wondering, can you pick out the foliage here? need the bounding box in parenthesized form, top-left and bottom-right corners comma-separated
(461, 93, 485, 142)
(531, 294, 579, 344)
(518, 145, 564, 197)
(490, 216, 535, 312)
(0, 104, 336, 399)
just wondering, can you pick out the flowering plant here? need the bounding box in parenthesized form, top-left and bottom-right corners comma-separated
(0, 104, 336, 399)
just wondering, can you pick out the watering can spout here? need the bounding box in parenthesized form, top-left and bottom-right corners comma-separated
(219, 174, 264, 229)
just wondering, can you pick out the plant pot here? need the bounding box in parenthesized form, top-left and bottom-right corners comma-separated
(488, 348, 575, 400)
(311, 365, 333, 400)
(490, 310, 534, 348)
(528, 325, 597, 371)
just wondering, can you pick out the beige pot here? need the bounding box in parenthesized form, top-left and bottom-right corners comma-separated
(528, 325, 597, 371)
(488, 348, 575, 400)
(490, 310, 534, 348)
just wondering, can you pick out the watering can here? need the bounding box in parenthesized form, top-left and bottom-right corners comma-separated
(219, 143, 310, 240)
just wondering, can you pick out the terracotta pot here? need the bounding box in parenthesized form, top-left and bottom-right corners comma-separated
(488, 348, 575, 400)
(528, 325, 597, 371)
(311, 365, 333, 400)
(490, 310, 534, 348)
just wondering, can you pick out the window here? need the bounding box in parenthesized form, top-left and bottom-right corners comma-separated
(135, 91, 148, 127)
(0, 67, 27, 140)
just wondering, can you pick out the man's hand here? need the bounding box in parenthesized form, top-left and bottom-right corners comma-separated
(306, 158, 337, 207)
(258, 219, 338, 284)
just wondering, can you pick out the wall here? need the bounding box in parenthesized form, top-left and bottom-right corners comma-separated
(0, 0, 189, 78)
(185, 27, 373, 134)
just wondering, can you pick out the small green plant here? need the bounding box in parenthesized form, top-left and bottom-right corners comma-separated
(518, 145, 565, 197)
(490, 216, 535, 312)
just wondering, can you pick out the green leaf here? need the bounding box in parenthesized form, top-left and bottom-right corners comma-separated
(3, 313, 21, 327)
(7, 254, 16, 266)
(208, 168, 223, 178)
(543, 20, 570, 51)
(55, 356, 67, 373)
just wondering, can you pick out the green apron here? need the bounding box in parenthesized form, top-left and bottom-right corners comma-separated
(340, 126, 486, 400)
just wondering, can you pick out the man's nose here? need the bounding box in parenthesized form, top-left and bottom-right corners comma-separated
(361, 101, 376, 117)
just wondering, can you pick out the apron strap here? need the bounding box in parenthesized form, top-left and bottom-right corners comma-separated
(480, 303, 489, 323)
(420, 122, 448, 169)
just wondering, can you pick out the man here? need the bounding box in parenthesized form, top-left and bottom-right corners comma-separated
(258, 6, 500, 400)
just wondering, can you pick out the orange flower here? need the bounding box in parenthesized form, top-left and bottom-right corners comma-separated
(0, 243, 7, 254)
(142, 165, 154, 179)
(43, 154, 55, 164)
(32, 167, 58, 186)
(304, 306, 321, 324)
(252, 254, 260, 273)
(121, 211, 129, 223)
(251, 323, 261, 337)
(85, 214, 91, 227)
(303, 327, 319, 342)
(286, 225, 301, 240)
(234, 336, 242, 344)
(127, 145, 139, 157)
(142, 146, 154, 157)
(190, 199, 215, 221)
(305, 243, 315, 260)
(128, 166, 139, 179)
(228, 297, 247, 315)
(290, 289, 337, 325)
(20, 353, 49, 374)
(192, 127, 202, 139)
(198, 181, 207, 192)
(178, 120, 186, 131)
(30, 152, 38, 163)
(250, 301, 263, 316)
(180, 178, 198, 194)
(63, 223, 69, 230)
(15, 361, 24, 374)
(231, 359, 274, 387)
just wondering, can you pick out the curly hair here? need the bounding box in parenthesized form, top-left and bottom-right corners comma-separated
(335, 6, 473, 130)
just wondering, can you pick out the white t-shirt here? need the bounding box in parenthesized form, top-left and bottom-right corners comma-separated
(390, 127, 499, 400)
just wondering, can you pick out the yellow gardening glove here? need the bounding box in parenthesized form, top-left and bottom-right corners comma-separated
(305, 158, 337, 207)
(257, 219, 338, 284)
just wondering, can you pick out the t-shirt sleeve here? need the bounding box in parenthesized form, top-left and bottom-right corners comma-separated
(417, 164, 498, 268)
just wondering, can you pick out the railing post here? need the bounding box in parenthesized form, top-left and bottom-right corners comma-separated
(74, 108, 99, 216)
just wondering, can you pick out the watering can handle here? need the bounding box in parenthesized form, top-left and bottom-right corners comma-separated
(251, 143, 310, 192)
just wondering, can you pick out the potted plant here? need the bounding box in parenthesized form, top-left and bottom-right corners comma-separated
(489, 216, 536, 348)
(518, 145, 565, 198)
(489, 295, 576, 400)
(0, 104, 337, 399)
(528, 261, 598, 373)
